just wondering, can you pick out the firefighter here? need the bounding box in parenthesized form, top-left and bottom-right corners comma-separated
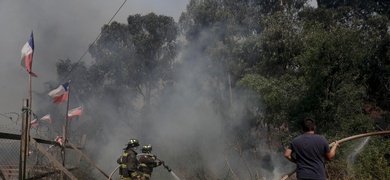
(137, 144, 164, 180)
(117, 139, 143, 180)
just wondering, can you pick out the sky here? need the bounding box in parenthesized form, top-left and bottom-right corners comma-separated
(0, 0, 189, 114)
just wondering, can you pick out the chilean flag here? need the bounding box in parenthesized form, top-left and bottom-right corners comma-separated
(21, 32, 37, 77)
(31, 118, 39, 127)
(68, 106, 83, 119)
(40, 114, 52, 123)
(48, 82, 69, 104)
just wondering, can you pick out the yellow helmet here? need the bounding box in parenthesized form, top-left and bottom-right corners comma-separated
(127, 139, 140, 147)
(141, 144, 152, 152)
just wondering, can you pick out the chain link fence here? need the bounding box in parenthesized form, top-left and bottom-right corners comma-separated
(0, 112, 87, 179)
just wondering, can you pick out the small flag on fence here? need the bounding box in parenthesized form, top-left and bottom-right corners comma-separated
(40, 114, 51, 123)
(30, 118, 39, 127)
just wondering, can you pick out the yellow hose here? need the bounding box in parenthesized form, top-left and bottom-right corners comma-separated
(108, 165, 120, 180)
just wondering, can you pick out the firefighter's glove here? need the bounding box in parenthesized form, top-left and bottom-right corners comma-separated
(156, 161, 164, 166)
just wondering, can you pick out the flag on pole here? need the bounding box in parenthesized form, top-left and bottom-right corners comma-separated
(68, 106, 83, 119)
(31, 118, 39, 127)
(48, 82, 69, 104)
(40, 114, 51, 123)
(21, 31, 37, 77)
(30, 113, 39, 127)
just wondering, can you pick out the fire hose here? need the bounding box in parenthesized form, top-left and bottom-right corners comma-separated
(108, 165, 119, 180)
(280, 130, 390, 180)
(156, 157, 172, 172)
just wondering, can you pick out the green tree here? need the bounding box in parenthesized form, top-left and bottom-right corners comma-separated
(317, 0, 390, 18)
(89, 13, 178, 121)
(48, 0, 390, 179)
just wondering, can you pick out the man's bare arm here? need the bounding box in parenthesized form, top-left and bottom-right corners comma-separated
(325, 141, 339, 161)
(284, 148, 296, 163)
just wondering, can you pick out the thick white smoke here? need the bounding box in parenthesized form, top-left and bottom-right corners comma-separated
(0, 0, 188, 113)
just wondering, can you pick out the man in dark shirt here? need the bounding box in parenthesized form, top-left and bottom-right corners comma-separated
(284, 118, 339, 180)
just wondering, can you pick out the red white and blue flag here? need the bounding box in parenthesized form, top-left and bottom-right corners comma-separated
(30, 113, 40, 127)
(68, 106, 83, 119)
(40, 114, 52, 123)
(48, 82, 69, 104)
(21, 32, 37, 77)
(30, 118, 39, 127)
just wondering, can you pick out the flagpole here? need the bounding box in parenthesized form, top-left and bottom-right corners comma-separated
(27, 73, 32, 144)
(26, 30, 33, 159)
(63, 80, 71, 167)
(20, 30, 34, 179)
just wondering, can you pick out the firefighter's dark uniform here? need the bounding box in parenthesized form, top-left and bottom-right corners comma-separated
(138, 153, 163, 180)
(117, 148, 143, 180)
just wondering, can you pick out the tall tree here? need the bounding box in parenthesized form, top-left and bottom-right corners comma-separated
(89, 13, 178, 121)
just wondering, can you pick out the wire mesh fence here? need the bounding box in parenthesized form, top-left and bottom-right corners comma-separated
(0, 112, 86, 179)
